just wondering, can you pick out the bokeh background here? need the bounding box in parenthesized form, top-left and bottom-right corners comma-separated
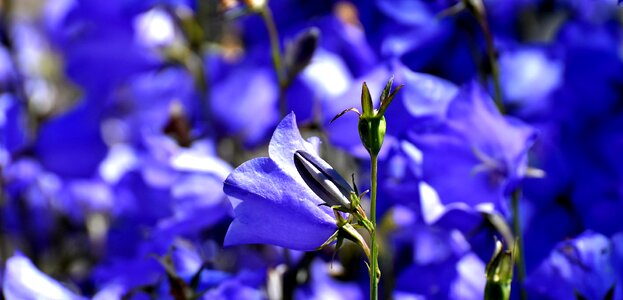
(1, 0, 623, 299)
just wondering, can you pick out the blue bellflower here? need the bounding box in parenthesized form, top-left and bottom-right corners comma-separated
(392, 217, 486, 300)
(223, 112, 338, 251)
(407, 82, 536, 219)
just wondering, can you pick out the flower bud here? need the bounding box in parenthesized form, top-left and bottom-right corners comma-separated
(484, 240, 514, 300)
(293, 150, 353, 209)
(331, 77, 400, 156)
(284, 27, 320, 80)
(358, 116, 386, 156)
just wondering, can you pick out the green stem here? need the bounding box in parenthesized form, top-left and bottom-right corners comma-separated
(259, 7, 288, 117)
(481, 23, 505, 114)
(369, 153, 379, 300)
(467, 6, 528, 297)
(512, 189, 527, 300)
(463, 0, 504, 114)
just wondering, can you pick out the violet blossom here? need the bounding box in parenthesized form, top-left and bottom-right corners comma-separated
(223, 112, 340, 251)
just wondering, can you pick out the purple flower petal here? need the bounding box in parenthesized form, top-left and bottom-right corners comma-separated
(409, 82, 536, 214)
(268, 112, 319, 183)
(224, 157, 336, 250)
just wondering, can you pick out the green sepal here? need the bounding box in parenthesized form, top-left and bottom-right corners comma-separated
(317, 229, 340, 250)
(351, 173, 359, 195)
(341, 223, 371, 259)
(350, 192, 361, 208)
(361, 82, 374, 118)
(331, 107, 360, 124)
(380, 75, 394, 104)
(378, 84, 404, 116)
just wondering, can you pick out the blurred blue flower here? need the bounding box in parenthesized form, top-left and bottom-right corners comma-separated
(391, 212, 486, 300)
(119, 67, 199, 142)
(498, 45, 562, 115)
(525, 231, 619, 299)
(407, 82, 536, 219)
(0, 94, 27, 164)
(97, 134, 231, 235)
(35, 100, 107, 178)
(211, 61, 279, 147)
(44, 0, 163, 96)
(294, 259, 364, 300)
(2, 252, 85, 300)
(0, 46, 19, 92)
(210, 8, 378, 146)
(2, 158, 62, 248)
(223, 112, 337, 251)
(93, 238, 259, 300)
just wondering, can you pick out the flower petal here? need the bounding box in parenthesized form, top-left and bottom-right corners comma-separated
(268, 112, 319, 183)
(224, 157, 336, 250)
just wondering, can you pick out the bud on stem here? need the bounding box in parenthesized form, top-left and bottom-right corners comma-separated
(293, 150, 354, 209)
(358, 116, 386, 156)
(484, 240, 514, 300)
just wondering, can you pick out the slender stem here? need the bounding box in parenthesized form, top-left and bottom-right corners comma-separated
(465, 4, 528, 297)
(511, 189, 527, 300)
(481, 22, 505, 114)
(259, 7, 288, 117)
(463, 0, 504, 114)
(369, 153, 379, 300)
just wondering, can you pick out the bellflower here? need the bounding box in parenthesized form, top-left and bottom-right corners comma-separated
(392, 219, 486, 300)
(44, 0, 161, 95)
(101, 134, 231, 235)
(223, 112, 339, 251)
(211, 61, 279, 147)
(407, 82, 536, 220)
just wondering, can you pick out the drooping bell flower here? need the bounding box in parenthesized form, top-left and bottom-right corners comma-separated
(223, 112, 354, 251)
(407, 82, 536, 219)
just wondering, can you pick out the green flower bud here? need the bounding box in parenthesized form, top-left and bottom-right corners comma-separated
(484, 241, 514, 300)
(330, 77, 401, 156)
(358, 116, 386, 156)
